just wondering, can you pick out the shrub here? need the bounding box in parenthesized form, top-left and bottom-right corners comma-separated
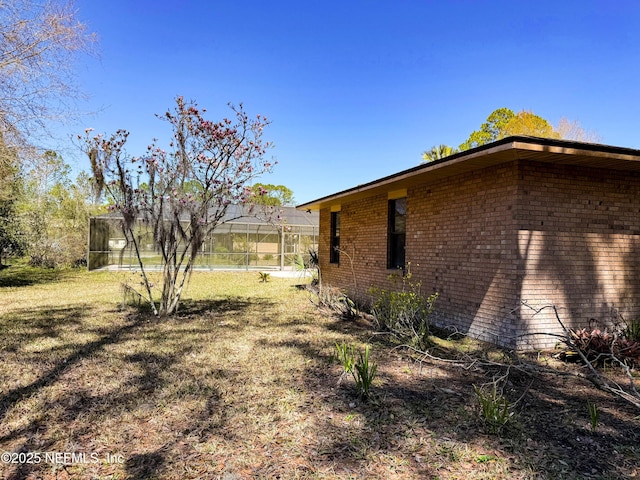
(370, 267, 438, 350)
(569, 327, 640, 366)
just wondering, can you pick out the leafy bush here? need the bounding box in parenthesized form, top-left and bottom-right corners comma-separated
(569, 327, 640, 366)
(28, 233, 87, 269)
(370, 268, 438, 350)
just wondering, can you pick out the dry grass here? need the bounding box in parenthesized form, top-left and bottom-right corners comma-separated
(1, 264, 639, 479)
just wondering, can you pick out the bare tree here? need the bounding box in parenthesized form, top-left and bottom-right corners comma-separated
(556, 118, 602, 143)
(82, 97, 274, 316)
(0, 0, 96, 146)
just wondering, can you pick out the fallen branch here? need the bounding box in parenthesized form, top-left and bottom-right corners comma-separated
(522, 302, 640, 410)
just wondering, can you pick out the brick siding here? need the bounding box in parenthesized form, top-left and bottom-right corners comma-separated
(318, 159, 640, 349)
(515, 161, 640, 348)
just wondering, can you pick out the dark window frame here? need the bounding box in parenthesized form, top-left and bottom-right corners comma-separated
(330, 211, 340, 264)
(387, 197, 406, 269)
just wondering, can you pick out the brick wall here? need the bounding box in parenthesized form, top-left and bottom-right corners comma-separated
(515, 161, 640, 348)
(319, 192, 393, 298)
(317, 159, 640, 349)
(407, 162, 520, 346)
(319, 162, 522, 346)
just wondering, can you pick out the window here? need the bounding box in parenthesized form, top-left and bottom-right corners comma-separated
(330, 211, 340, 264)
(388, 197, 406, 269)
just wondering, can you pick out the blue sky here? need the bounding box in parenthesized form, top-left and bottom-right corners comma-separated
(55, 0, 640, 204)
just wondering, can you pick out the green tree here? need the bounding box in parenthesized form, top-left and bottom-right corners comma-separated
(250, 183, 295, 206)
(422, 144, 458, 163)
(0, 131, 20, 200)
(501, 110, 559, 139)
(457, 108, 601, 154)
(459, 107, 515, 151)
(17, 151, 99, 267)
(0, 132, 24, 265)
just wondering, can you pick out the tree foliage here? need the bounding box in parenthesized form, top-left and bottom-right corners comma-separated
(457, 108, 600, 152)
(249, 183, 294, 206)
(459, 107, 515, 151)
(0, 0, 96, 261)
(421, 144, 458, 163)
(17, 150, 101, 267)
(501, 110, 558, 139)
(82, 97, 274, 316)
(0, 131, 23, 264)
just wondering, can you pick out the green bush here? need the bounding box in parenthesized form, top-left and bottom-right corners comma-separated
(370, 268, 438, 350)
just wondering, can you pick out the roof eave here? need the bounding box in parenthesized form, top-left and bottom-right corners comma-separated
(297, 136, 640, 211)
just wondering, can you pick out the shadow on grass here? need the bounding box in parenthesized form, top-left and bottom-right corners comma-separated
(121, 295, 272, 321)
(126, 450, 167, 479)
(0, 311, 141, 423)
(0, 295, 259, 480)
(0, 263, 79, 288)
(0, 305, 90, 353)
(265, 320, 640, 479)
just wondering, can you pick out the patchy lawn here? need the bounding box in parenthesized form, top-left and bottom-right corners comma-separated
(0, 266, 639, 479)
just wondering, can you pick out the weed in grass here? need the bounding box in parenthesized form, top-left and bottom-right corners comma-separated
(258, 272, 271, 283)
(476, 454, 498, 463)
(353, 345, 377, 400)
(334, 342, 378, 400)
(335, 341, 356, 374)
(437, 441, 464, 462)
(473, 383, 514, 435)
(587, 400, 599, 432)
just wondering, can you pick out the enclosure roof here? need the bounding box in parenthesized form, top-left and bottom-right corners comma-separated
(94, 204, 318, 227)
(297, 136, 640, 211)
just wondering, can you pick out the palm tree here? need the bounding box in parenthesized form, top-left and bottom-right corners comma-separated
(421, 144, 458, 163)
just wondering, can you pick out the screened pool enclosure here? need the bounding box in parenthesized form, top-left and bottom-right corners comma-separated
(88, 205, 318, 271)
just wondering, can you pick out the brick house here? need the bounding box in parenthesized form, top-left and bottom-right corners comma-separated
(298, 136, 640, 349)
